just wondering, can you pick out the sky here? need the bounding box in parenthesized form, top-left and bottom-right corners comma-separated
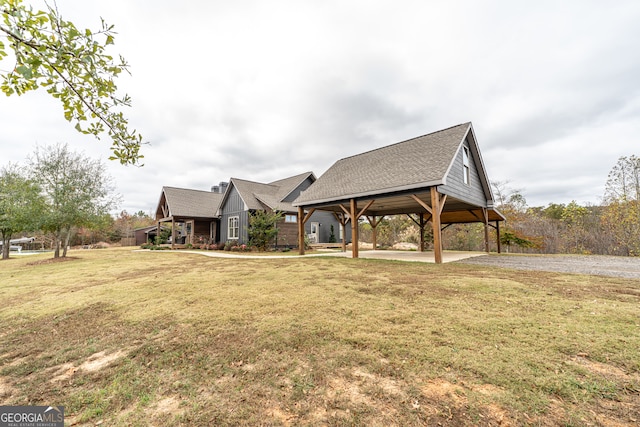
(2, 0, 639, 215)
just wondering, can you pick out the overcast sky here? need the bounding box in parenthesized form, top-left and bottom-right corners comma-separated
(2, 0, 639, 214)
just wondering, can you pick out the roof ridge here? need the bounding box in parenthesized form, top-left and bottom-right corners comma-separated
(336, 122, 470, 162)
(163, 186, 220, 194)
(231, 177, 277, 188)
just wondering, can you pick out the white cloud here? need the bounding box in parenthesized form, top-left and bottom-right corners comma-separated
(2, 0, 640, 213)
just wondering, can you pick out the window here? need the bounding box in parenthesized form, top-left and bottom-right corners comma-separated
(228, 216, 239, 239)
(285, 214, 297, 223)
(463, 146, 470, 185)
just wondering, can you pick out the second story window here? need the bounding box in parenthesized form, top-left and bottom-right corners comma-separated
(463, 147, 470, 185)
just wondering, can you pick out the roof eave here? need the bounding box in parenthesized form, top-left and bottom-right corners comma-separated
(293, 180, 444, 207)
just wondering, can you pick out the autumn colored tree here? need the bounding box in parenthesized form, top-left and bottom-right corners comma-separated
(0, 0, 144, 164)
(601, 156, 640, 256)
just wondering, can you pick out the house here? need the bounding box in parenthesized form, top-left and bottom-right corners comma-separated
(154, 172, 349, 249)
(155, 186, 225, 249)
(292, 122, 505, 263)
(218, 172, 349, 247)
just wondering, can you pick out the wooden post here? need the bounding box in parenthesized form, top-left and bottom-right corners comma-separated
(496, 220, 501, 254)
(332, 212, 349, 252)
(171, 218, 175, 250)
(419, 213, 426, 252)
(366, 215, 380, 250)
(430, 188, 443, 264)
(350, 198, 358, 258)
(483, 208, 490, 253)
(298, 206, 305, 255)
(372, 218, 377, 250)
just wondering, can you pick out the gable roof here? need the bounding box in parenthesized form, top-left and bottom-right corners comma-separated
(157, 186, 224, 219)
(222, 171, 315, 213)
(293, 122, 490, 206)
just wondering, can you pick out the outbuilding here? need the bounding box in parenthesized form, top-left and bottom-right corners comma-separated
(292, 122, 505, 263)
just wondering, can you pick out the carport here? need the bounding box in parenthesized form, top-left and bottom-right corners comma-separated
(292, 122, 505, 263)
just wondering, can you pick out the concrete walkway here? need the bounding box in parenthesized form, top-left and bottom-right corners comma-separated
(143, 249, 486, 263)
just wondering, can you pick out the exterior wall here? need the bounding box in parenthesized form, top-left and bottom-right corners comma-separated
(439, 138, 488, 207)
(220, 185, 250, 243)
(275, 218, 299, 248)
(306, 210, 351, 243)
(274, 210, 351, 247)
(134, 227, 154, 246)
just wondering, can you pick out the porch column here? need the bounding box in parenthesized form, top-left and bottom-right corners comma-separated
(171, 218, 175, 250)
(419, 213, 426, 252)
(366, 215, 381, 250)
(298, 206, 305, 255)
(482, 208, 490, 253)
(496, 221, 502, 254)
(430, 187, 443, 264)
(350, 198, 359, 258)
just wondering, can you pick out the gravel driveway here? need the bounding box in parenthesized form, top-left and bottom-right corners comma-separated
(458, 254, 640, 279)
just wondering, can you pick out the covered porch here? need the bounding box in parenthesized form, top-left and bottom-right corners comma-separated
(296, 186, 505, 263)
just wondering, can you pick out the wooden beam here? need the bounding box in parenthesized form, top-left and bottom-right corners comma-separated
(406, 213, 421, 227)
(298, 206, 305, 255)
(438, 194, 447, 215)
(301, 208, 316, 224)
(350, 199, 359, 258)
(356, 200, 375, 219)
(410, 194, 432, 214)
(430, 187, 443, 264)
(339, 204, 351, 219)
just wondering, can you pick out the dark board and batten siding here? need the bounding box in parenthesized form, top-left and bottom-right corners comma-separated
(220, 185, 250, 243)
(439, 139, 488, 207)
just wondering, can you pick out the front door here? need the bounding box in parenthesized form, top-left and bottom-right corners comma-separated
(309, 222, 320, 244)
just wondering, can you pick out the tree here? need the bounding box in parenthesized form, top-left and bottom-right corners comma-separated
(248, 210, 283, 251)
(29, 143, 119, 258)
(0, 164, 45, 259)
(1, 0, 144, 165)
(604, 155, 640, 203)
(603, 155, 640, 256)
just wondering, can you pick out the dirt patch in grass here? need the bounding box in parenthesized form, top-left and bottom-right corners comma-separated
(26, 256, 79, 266)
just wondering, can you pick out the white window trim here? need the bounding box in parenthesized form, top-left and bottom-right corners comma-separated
(228, 216, 239, 240)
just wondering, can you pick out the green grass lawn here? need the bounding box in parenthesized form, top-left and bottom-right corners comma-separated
(0, 248, 638, 426)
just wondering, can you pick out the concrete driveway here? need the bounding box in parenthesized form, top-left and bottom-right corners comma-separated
(159, 249, 485, 263)
(323, 250, 486, 263)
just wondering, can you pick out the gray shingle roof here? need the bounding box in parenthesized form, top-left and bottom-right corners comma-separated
(294, 123, 471, 205)
(161, 187, 223, 218)
(231, 172, 314, 212)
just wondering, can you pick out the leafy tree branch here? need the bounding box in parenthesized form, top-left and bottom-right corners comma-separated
(0, 0, 144, 165)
